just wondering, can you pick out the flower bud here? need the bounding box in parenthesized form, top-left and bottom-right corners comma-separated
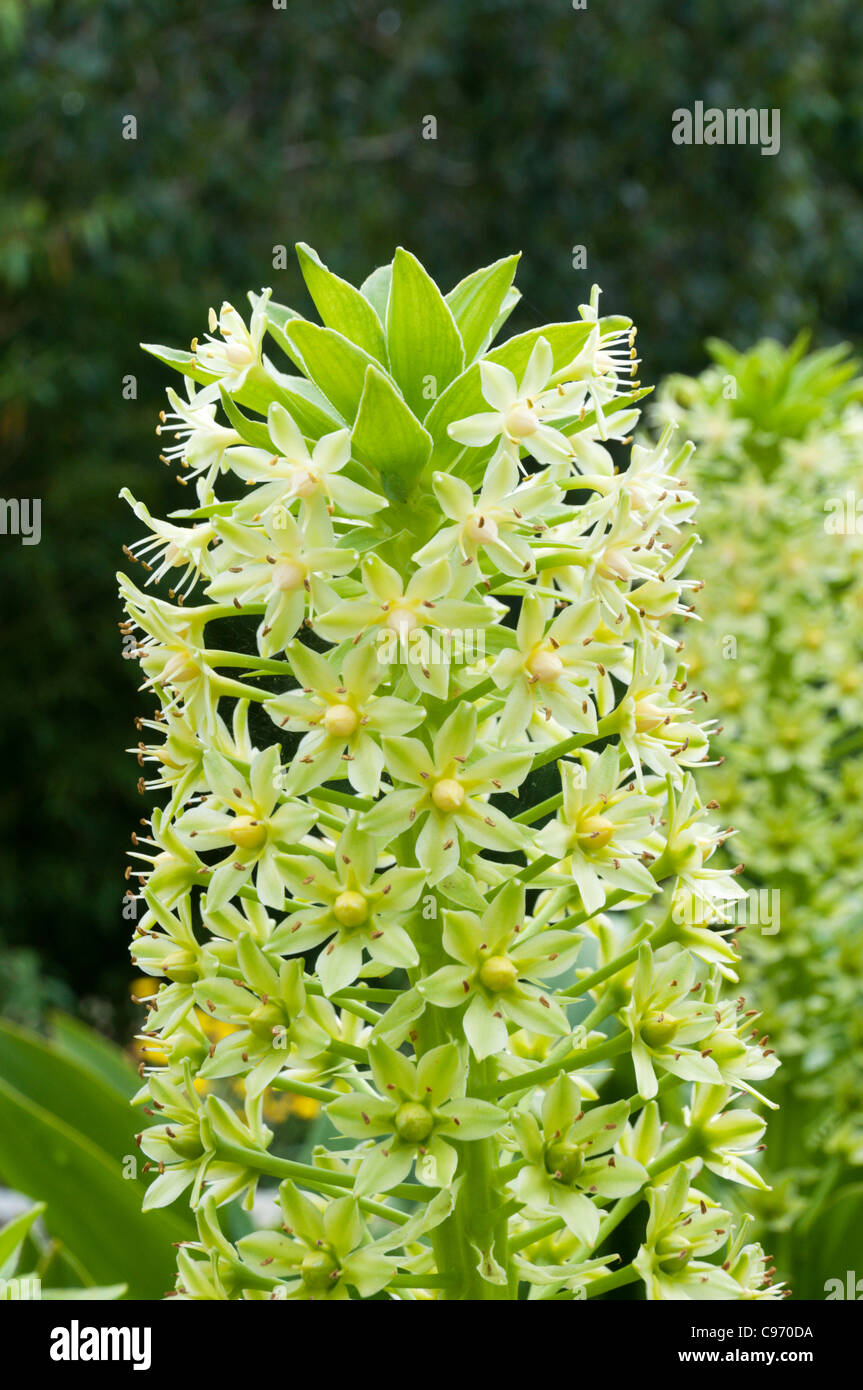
(272, 560, 305, 592)
(529, 649, 564, 683)
(506, 403, 539, 438)
(641, 1014, 681, 1049)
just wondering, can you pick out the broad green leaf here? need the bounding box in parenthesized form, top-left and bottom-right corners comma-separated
(386, 247, 465, 418)
(445, 253, 520, 363)
(351, 365, 432, 500)
(360, 262, 392, 322)
(0, 1020, 138, 1167)
(0, 1075, 190, 1299)
(297, 243, 387, 364)
(48, 1011, 138, 1100)
(277, 319, 383, 422)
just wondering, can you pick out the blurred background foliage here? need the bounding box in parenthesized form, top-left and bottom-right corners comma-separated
(1, 0, 862, 1078)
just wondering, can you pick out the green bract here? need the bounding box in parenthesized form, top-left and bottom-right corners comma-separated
(120, 247, 783, 1300)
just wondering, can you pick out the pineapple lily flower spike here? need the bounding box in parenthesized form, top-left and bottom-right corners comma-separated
(120, 245, 784, 1302)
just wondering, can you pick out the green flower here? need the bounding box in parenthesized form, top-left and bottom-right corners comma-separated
(271, 818, 423, 994)
(361, 703, 531, 882)
(265, 639, 423, 796)
(235, 1182, 454, 1300)
(413, 451, 560, 577)
(120, 574, 265, 737)
(238, 1186, 395, 1300)
(314, 553, 495, 698)
(206, 504, 356, 657)
(510, 1074, 646, 1246)
(550, 286, 640, 438)
(622, 944, 780, 1103)
(228, 402, 386, 518)
(610, 640, 711, 786)
(132, 803, 208, 910)
(121, 488, 218, 600)
(622, 943, 726, 1099)
(634, 1168, 740, 1300)
(418, 882, 575, 1058)
(447, 337, 576, 468)
(327, 1040, 506, 1194)
(193, 956, 327, 1096)
(490, 593, 614, 745)
(154, 378, 244, 502)
(174, 746, 316, 911)
(537, 746, 657, 912)
(191, 293, 269, 394)
(687, 1083, 770, 1189)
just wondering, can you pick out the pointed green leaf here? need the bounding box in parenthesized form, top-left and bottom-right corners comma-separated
(351, 365, 432, 501)
(141, 342, 216, 387)
(263, 298, 303, 357)
(277, 319, 382, 422)
(445, 253, 521, 363)
(297, 243, 387, 364)
(360, 262, 393, 322)
(386, 247, 464, 418)
(219, 387, 276, 451)
(0, 1202, 45, 1278)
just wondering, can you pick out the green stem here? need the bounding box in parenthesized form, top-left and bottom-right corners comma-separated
(530, 712, 618, 771)
(213, 1139, 435, 1208)
(584, 1263, 640, 1299)
(312, 786, 374, 812)
(442, 675, 496, 708)
(477, 1031, 630, 1099)
(514, 792, 563, 824)
(268, 1075, 340, 1104)
(559, 922, 653, 999)
(435, 1058, 510, 1300)
(205, 649, 291, 675)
